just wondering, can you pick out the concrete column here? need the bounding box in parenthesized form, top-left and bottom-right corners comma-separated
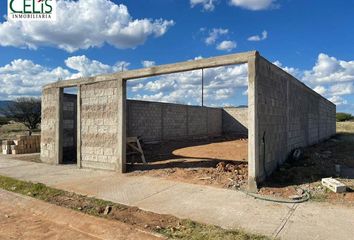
(247, 53, 260, 192)
(77, 85, 82, 168)
(117, 79, 127, 173)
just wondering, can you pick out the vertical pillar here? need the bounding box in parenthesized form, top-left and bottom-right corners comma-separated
(77, 85, 82, 168)
(117, 78, 127, 173)
(55, 88, 64, 164)
(247, 53, 260, 192)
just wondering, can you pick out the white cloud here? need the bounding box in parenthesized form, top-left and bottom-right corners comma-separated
(141, 60, 156, 68)
(131, 83, 145, 92)
(216, 40, 237, 51)
(129, 64, 248, 105)
(329, 83, 354, 96)
(248, 30, 268, 41)
(0, 0, 174, 52)
(190, 0, 217, 11)
(313, 85, 327, 95)
(0, 56, 129, 99)
(205, 28, 229, 45)
(303, 53, 354, 84)
(273, 60, 302, 79)
(229, 0, 277, 10)
(0, 60, 70, 99)
(65, 55, 129, 78)
(329, 96, 348, 106)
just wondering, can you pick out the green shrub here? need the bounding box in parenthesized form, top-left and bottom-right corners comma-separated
(336, 112, 354, 122)
(0, 116, 10, 126)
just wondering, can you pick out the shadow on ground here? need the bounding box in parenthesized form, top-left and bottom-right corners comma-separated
(259, 133, 354, 201)
(126, 134, 248, 171)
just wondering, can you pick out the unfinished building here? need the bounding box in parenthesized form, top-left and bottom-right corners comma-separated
(40, 51, 336, 190)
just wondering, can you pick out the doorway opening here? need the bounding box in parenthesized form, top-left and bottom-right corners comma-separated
(61, 87, 78, 164)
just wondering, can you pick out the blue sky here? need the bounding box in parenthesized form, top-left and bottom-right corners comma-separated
(0, 0, 353, 112)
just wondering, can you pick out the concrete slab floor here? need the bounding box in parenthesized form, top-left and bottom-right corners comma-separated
(0, 157, 353, 239)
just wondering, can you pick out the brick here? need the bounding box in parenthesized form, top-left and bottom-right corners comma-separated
(322, 178, 346, 193)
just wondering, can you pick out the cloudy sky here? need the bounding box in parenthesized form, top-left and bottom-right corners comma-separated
(0, 0, 353, 113)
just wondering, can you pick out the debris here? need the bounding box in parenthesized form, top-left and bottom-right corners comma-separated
(155, 226, 162, 230)
(77, 207, 82, 211)
(103, 206, 112, 215)
(321, 178, 346, 193)
(10, 186, 17, 191)
(4, 214, 9, 218)
(216, 162, 226, 172)
(296, 188, 304, 195)
(290, 148, 303, 161)
(144, 224, 149, 228)
(197, 177, 212, 180)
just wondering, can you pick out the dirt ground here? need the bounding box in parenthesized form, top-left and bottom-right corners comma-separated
(0, 175, 268, 240)
(0, 190, 162, 240)
(259, 133, 354, 204)
(128, 136, 249, 189)
(129, 122, 354, 205)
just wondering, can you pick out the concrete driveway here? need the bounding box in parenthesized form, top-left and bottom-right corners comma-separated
(0, 156, 353, 240)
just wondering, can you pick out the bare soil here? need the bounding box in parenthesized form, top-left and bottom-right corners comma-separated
(0, 190, 160, 240)
(0, 175, 269, 240)
(128, 136, 249, 189)
(259, 133, 354, 205)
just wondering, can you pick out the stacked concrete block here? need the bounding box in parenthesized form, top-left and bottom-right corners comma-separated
(2, 140, 14, 154)
(163, 104, 188, 139)
(40, 88, 60, 163)
(2, 136, 41, 155)
(127, 100, 162, 141)
(207, 108, 223, 135)
(222, 107, 248, 135)
(127, 100, 222, 142)
(80, 80, 118, 170)
(255, 56, 336, 181)
(188, 106, 207, 136)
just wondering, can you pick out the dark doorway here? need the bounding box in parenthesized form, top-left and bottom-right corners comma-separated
(62, 88, 78, 164)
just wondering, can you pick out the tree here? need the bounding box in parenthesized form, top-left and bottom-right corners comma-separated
(0, 116, 10, 126)
(336, 112, 354, 122)
(0, 97, 41, 135)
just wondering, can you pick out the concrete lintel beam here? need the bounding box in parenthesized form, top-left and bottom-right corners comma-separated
(43, 51, 257, 90)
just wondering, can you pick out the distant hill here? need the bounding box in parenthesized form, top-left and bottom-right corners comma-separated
(0, 101, 14, 116)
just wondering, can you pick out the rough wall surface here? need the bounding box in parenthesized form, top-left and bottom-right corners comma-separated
(62, 94, 77, 162)
(256, 57, 336, 181)
(41, 88, 60, 164)
(80, 81, 118, 170)
(127, 100, 222, 142)
(222, 107, 248, 135)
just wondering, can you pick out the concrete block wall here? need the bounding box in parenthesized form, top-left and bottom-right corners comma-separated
(41, 88, 60, 164)
(255, 56, 336, 181)
(62, 93, 77, 162)
(127, 100, 222, 142)
(222, 107, 248, 135)
(80, 81, 119, 170)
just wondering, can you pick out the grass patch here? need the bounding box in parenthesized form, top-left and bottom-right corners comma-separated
(336, 121, 354, 134)
(0, 175, 269, 240)
(0, 122, 40, 141)
(158, 220, 268, 240)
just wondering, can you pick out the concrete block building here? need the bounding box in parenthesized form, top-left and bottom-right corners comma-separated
(40, 51, 336, 190)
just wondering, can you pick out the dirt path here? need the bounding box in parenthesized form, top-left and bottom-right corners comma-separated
(0, 189, 162, 240)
